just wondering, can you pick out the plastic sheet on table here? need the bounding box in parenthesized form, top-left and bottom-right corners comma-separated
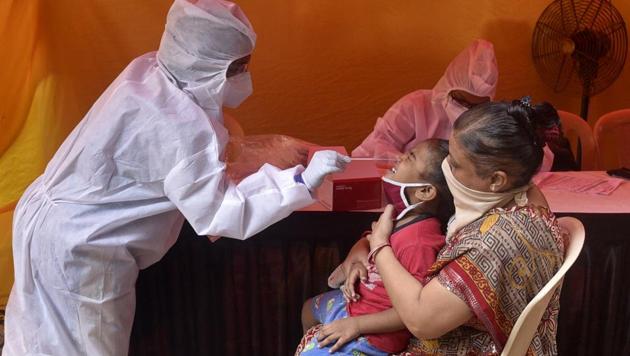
(225, 134, 317, 182)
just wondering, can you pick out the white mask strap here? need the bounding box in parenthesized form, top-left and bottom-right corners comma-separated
(395, 202, 423, 220)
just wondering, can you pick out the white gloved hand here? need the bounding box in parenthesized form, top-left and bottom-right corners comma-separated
(301, 150, 351, 191)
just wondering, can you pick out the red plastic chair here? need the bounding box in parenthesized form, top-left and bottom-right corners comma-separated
(557, 110, 598, 170)
(593, 109, 630, 170)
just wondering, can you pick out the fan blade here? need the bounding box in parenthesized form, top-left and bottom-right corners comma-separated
(569, 0, 579, 29)
(537, 21, 568, 41)
(575, 0, 605, 29)
(573, 48, 600, 64)
(553, 54, 575, 92)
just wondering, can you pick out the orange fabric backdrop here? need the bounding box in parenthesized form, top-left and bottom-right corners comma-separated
(1, 0, 629, 306)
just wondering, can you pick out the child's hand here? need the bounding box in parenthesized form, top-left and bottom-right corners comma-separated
(317, 317, 360, 353)
(327, 264, 346, 289)
(342, 262, 367, 303)
(367, 204, 395, 249)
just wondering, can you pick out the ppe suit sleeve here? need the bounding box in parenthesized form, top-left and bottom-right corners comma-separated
(352, 95, 417, 158)
(164, 146, 314, 240)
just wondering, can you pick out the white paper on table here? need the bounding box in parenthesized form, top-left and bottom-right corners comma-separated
(533, 172, 625, 196)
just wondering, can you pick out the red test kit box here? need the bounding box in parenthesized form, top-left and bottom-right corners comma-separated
(307, 147, 383, 211)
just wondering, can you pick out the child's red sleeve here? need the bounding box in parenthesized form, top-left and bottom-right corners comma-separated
(397, 233, 445, 281)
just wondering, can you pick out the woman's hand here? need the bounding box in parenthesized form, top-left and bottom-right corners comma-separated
(367, 205, 395, 249)
(317, 317, 361, 353)
(341, 262, 367, 303)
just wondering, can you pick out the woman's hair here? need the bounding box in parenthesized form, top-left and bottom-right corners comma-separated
(453, 99, 546, 188)
(421, 139, 455, 229)
(532, 101, 566, 144)
(532, 101, 561, 129)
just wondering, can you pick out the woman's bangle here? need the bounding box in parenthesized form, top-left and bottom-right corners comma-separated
(367, 243, 392, 264)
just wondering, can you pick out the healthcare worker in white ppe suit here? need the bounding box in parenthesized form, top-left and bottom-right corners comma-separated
(3, 0, 350, 355)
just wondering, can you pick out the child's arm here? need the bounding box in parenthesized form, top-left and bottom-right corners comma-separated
(316, 308, 405, 352)
(355, 307, 406, 333)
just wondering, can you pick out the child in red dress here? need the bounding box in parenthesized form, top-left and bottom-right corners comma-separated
(297, 139, 454, 355)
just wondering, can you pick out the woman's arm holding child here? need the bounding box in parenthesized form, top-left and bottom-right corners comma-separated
(368, 205, 473, 339)
(342, 237, 370, 271)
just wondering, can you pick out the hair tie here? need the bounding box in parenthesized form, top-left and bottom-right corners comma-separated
(513, 96, 543, 148)
(520, 96, 532, 109)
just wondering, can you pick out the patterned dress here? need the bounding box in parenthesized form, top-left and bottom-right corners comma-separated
(398, 205, 565, 355)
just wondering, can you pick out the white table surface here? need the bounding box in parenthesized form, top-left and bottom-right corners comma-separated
(536, 171, 630, 214)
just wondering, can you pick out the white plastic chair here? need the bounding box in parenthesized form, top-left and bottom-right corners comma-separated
(501, 217, 585, 356)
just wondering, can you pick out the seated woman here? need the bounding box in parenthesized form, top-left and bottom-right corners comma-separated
(297, 139, 454, 355)
(361, 99, 565, 355)
(532, 101, 579, 171)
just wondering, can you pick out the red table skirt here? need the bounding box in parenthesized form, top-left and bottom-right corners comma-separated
(129, 212, 630, 356)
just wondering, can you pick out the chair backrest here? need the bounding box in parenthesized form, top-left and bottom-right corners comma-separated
(557, 110, 598, 170)
(593, 109, 630, 170)
(501, 217, 585, 356)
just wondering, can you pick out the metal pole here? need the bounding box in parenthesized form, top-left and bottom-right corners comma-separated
(580, 90, 590, 121)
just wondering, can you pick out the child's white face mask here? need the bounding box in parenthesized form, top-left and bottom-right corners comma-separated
(381, 176, 432, 221)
